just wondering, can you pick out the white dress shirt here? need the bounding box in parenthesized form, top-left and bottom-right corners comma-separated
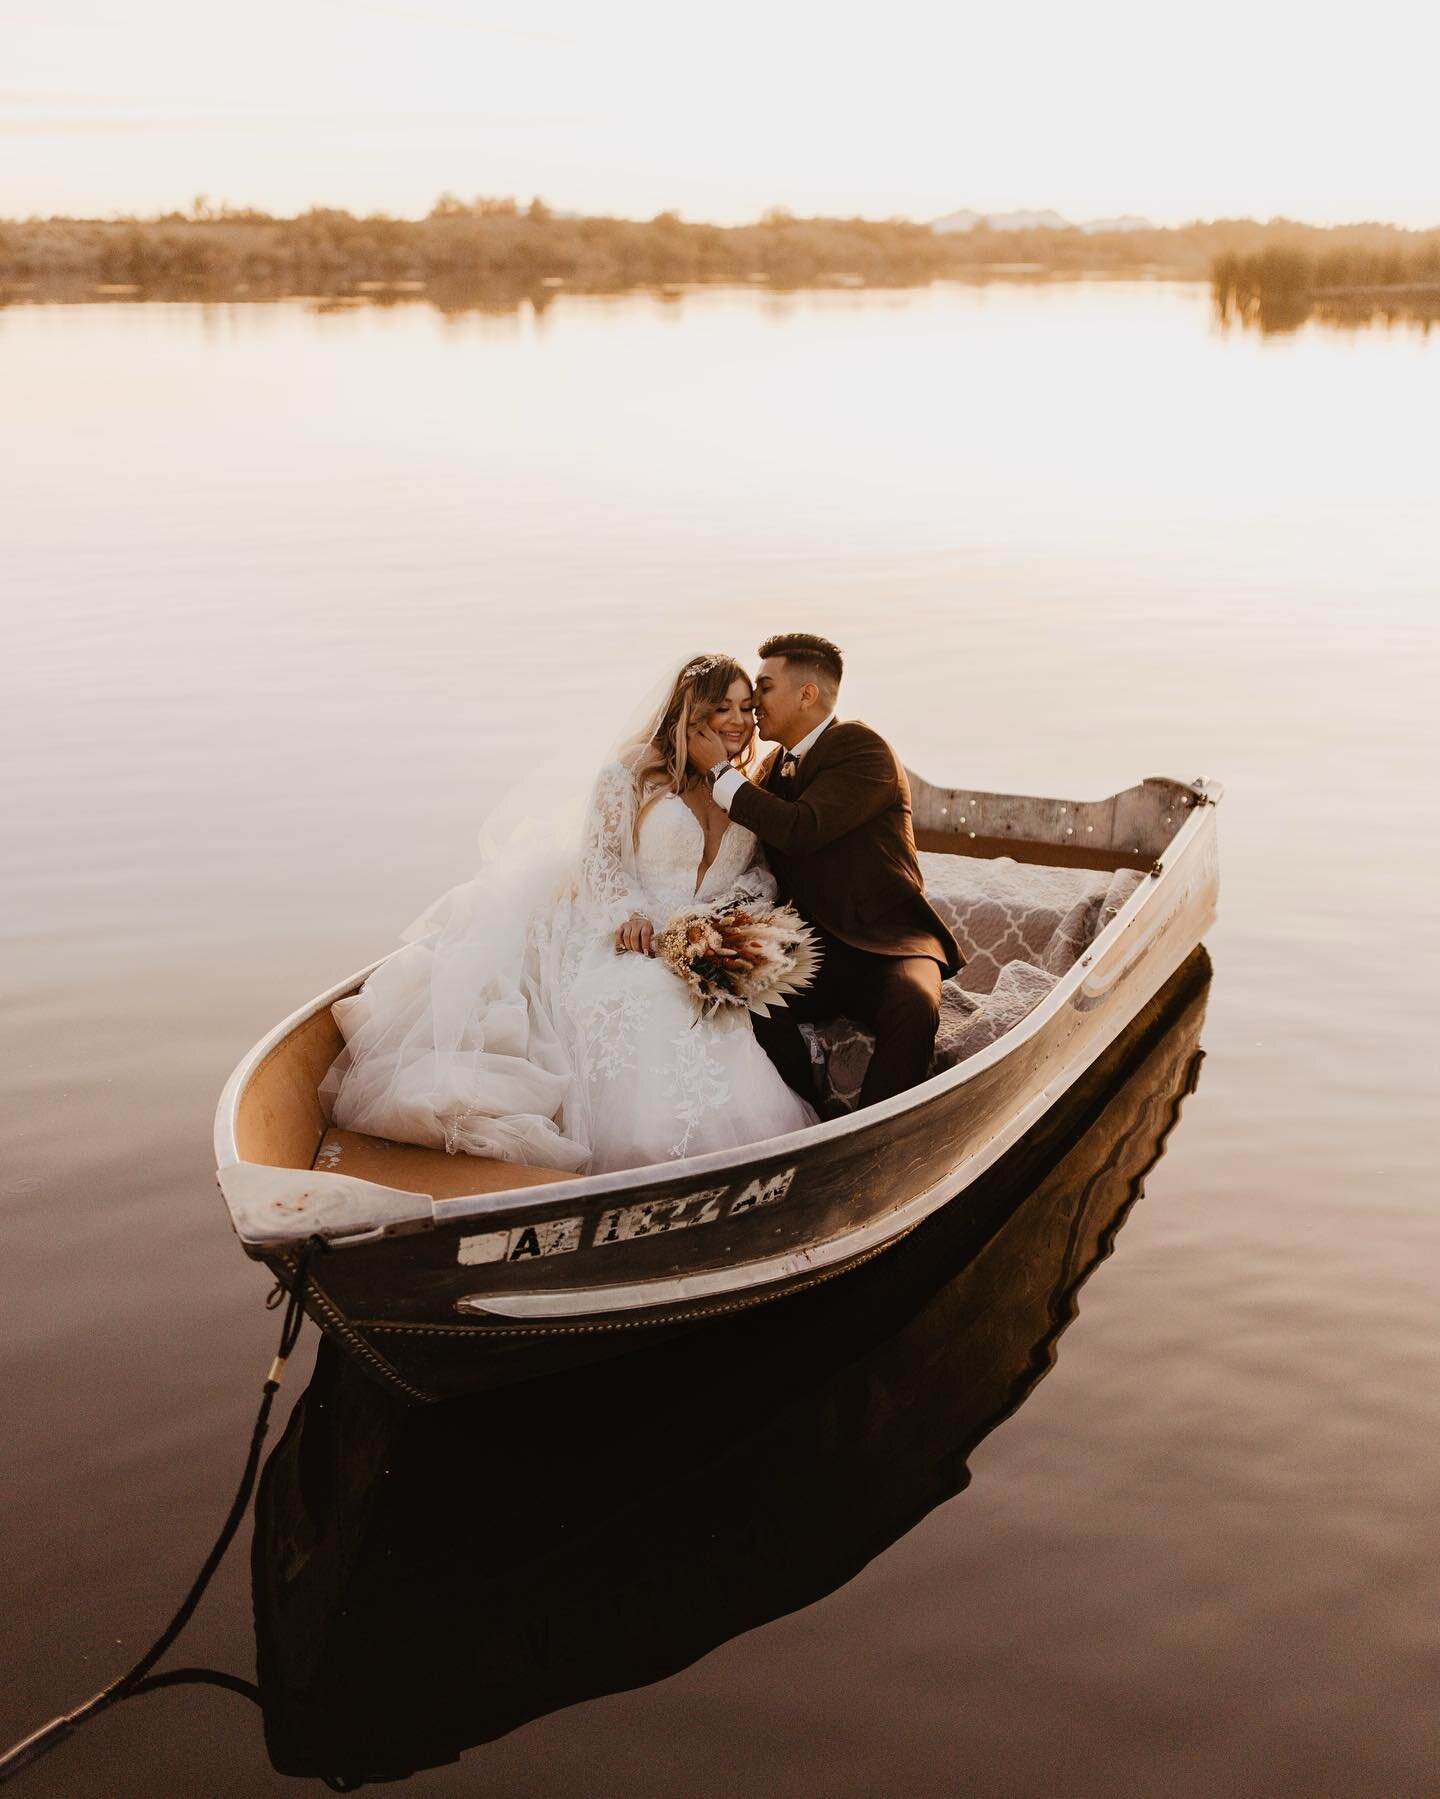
(712, 713, 836, 814)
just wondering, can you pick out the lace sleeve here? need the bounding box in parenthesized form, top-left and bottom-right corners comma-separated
(578, 761, 647, 929)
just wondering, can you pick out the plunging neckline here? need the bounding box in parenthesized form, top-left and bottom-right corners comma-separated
(674, 795, 736, 897)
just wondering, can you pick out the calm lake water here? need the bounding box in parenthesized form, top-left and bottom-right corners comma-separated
(2, 279, 1437, 1795)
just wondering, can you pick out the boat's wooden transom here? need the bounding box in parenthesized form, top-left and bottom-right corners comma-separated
(907, 772, 1205, 870)
(913, 829, 1140, 872)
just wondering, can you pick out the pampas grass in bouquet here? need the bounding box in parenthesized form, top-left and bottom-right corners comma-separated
(656, 900, 821, 1020)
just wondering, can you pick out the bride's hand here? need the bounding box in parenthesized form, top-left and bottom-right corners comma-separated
(616, 914, 656, 956)
(686, 723, 729, 775)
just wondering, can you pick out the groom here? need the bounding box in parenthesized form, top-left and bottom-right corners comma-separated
(689, 632, 962, 1111)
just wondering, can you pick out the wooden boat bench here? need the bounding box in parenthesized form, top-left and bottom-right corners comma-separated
(228, 998, 576, 1201)
(311, 1127, 573, 1200)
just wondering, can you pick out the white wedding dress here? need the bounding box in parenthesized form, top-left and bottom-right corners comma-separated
(320, 757, 818, 1178)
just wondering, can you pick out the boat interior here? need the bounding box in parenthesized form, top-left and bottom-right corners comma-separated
(232, 1005, 573, 1201)
(228, 776, 1207, 1209)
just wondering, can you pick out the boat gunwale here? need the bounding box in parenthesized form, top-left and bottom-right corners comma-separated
(214, 778, 1220, 1244)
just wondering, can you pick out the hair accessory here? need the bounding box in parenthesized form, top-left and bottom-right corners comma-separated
(680, 653, 730, 679)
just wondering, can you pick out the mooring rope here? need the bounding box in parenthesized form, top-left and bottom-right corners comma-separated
(0, 1236, 324, 1786)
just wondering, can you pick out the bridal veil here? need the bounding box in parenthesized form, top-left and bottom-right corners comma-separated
(317, 659, 713, 1171)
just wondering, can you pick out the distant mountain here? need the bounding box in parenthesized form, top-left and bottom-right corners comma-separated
(930, 208, 982, 234)
(1076, 214, 1155, 235)
(931, 208, 1155, 235)
(932, 208, 1069, 234)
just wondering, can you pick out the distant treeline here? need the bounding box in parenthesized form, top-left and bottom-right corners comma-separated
(3, 199, 1439, 311)
(2, 198, 1191, 293)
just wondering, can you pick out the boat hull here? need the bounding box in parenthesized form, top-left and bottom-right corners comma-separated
(224, 783, 1220, 1403)
(277, 942, 1214, 1403)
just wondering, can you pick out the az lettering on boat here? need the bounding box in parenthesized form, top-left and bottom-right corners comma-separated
(457, 1217, 583, 1265)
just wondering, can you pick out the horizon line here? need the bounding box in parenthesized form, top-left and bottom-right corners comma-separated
(6, 200, 1440, 234)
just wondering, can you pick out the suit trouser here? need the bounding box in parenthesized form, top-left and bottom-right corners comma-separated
(752, 930, 944, 1110)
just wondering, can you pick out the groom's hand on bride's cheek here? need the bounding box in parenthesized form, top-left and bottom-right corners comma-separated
(687, 723, 728, 773)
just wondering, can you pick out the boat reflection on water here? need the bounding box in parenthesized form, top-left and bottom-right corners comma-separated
(252, 950, 1211, 1786)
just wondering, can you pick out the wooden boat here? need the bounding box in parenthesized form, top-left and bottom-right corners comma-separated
(214, 772, 1220, 1402)
(251, 961, 1210, 1782)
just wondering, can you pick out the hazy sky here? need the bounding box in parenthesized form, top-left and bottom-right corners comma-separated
(6, 0, 1438, 226)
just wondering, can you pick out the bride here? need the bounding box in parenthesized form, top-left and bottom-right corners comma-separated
(319, 654, 819, 1176)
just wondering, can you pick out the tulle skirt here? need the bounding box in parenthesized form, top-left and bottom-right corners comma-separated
(320, 874, 817, 1177)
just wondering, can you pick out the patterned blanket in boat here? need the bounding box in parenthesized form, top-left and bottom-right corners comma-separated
(805, 854, 1145, 1113)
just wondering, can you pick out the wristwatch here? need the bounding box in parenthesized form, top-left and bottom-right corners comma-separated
(706, 758, 731, 782)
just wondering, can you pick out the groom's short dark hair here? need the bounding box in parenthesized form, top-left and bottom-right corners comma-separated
(758, 632, 843, 689)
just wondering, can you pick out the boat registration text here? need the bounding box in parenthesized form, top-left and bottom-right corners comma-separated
(456, 1167, 797, 1266)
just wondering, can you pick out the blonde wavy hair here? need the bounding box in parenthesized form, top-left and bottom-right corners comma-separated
(630, 654, 756, 841)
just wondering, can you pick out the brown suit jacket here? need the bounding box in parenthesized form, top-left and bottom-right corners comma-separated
(729, 720, 962, 978)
